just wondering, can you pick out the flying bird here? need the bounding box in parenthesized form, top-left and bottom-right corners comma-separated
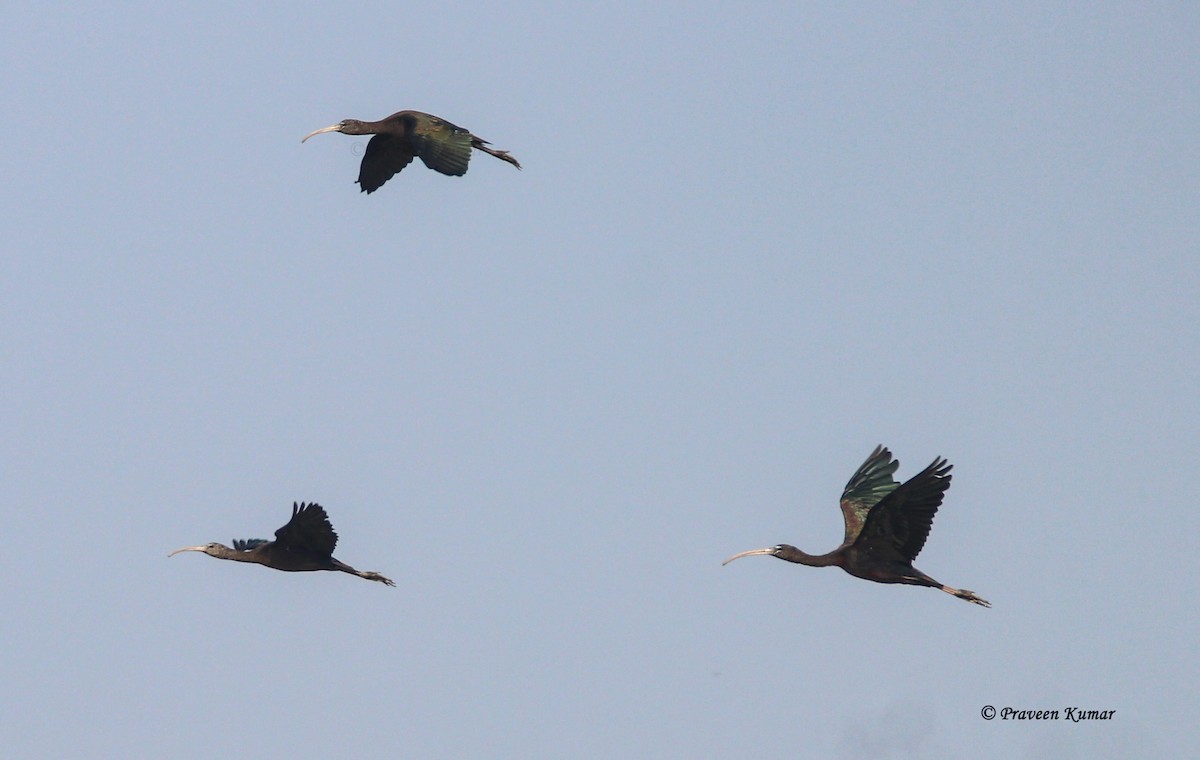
(723, 446, 989, 607)
(169, 502, 395, 586)
(302, 110, 521, 193)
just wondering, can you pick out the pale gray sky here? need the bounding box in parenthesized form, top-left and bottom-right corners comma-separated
(2, 3, 1197, 758)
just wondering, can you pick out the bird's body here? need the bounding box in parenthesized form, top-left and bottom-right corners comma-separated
(723, 446, 989, 607)
(301, 110, 520, 193)
(169, 502, 394, 586)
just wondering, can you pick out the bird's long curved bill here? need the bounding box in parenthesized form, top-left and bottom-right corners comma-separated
(301, 124, 342, 143)
(168, 546, 206, 557)
(721, 548, 775, 566)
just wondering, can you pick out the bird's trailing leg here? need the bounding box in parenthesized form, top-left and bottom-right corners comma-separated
(940, 585, 990, 607)
(471, 138, 521, 170)
(902, 570, 990, 608)
(332, 558, 395, 587)
(357, 571, 396, 587)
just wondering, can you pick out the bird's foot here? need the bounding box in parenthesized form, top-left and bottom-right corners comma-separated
(362, 572, 396, 587)
(940, 584, 990, 607)
(955, 588, 990, 608)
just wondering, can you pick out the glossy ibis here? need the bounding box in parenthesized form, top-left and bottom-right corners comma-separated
(723, 446, 989, 607)
(169, 502, 395, 586)
(301, 110, 521, 193)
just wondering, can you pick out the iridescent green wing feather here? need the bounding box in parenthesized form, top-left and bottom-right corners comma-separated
(411, 114, 473, 177)
(838, 445, 901, 545)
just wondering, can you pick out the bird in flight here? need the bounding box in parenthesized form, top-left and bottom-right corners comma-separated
(302, 109, 520, 193)
(723, 446, 989, 607)
(170, 502, 394, 586)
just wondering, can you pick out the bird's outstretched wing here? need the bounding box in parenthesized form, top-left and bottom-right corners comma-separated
(854, 456, 951, 562)
(233, 539, 269, 551)
(358, 134, 415, 193)
(411, 115, 474, 177)
(274, 502, 338, 555)
(839, 445, 901, 545)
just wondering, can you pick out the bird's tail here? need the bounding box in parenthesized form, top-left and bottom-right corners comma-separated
(472, 138, 521, 170)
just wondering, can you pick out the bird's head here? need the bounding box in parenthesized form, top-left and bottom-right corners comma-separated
(301, 119, 367, 142)
(168, 542, 228, 558)
(721, 545, 788, 565)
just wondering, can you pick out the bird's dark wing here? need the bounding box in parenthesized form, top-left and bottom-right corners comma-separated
(410, 116, 473, 177)
(233, 539, 269, 551)
(839, 445, 901, 545)
(358, 134, 415, 193)
(274, 502, 339, 556)
(853, 456, 952, 562)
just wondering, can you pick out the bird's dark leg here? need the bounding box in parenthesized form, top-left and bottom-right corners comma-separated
(356, 571, 396, 587)
(332, 558, 396, 587)
(939, 585, 990, 607)
(902, 569, 990, 608)
(470, 138, 521, 170)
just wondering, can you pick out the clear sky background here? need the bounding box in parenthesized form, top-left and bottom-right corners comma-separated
(2, 3, 1197, 758)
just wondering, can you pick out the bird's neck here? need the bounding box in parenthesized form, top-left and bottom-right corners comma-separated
(215, 545, 261, 563)
(355, 120, 390, 135)
(774, 545, 841, 567)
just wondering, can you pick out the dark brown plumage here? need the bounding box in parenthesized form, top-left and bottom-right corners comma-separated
(301, 110, 521, 193)
(169, 502, 394, 586)
(723, 446, 989, 607)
